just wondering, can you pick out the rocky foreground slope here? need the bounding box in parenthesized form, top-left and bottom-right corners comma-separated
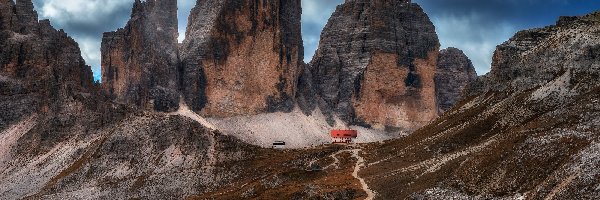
(360, 12, 600, 199)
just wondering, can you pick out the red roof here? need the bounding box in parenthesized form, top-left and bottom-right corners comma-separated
(330, 130, 358, 138)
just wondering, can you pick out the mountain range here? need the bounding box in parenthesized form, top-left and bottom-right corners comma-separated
(1, 0, 598, 199)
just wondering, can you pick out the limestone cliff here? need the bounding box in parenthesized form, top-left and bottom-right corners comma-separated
(435, 47, 477, 113)
(101, 0, 180, 112)
(468, 14, 600, 96)
(0, 0, 93, 129)
(180, 0, 304, 117)
(309, 0, 440, 131)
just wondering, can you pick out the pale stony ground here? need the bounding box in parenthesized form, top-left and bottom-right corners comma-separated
(170, 101, 216, 130)
(0, 114, 37, 172)
(0, 132, 99, 199)
(207, 106, 403, 148)
(413, 188, 527, 200)
(0, 113, 241, 200)
(529, 69, 575, 101)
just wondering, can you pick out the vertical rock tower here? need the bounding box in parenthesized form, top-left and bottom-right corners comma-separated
(435, 47, 477, 113)
(1, 0, 37, 33)
(1, 0, 92, 85)
(309, 0, 440, 131)
(0, 0, 94, 127)
(180, 0, 304, 117)
(101, 0, 180, 112)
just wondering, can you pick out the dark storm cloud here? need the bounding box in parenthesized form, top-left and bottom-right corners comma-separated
(31, 0, 135, 81)
(300, 0, 599, 74)
(32, 0, 132, 36)
(414, 0, 599, 74)
(30, 0, 600, 80)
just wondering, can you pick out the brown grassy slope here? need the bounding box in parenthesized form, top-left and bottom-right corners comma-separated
(359, 82, 600, 200)
(359, 12, 600, 199)
(189, 148, 367, 200)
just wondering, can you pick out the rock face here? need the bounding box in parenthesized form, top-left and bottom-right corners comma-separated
(101, 0, 180, 112)
(361, 12, 600, 199)
(0, 0, 93, 129)
(468, 14, 600, 96)
(180, 0, 304, 117)
(295, 63, 318, 116)
(435, 47, 477, 113)
(309, 0, 440, 131)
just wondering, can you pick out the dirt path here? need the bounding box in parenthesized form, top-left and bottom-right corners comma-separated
(307, 149, 349, 170)
(324, 150, 343, 169)
(169, 101, 216, 130)
(306, 148, 376, 199)
(351, 149, 376, 200)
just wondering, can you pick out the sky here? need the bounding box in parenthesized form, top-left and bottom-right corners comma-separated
(28, 0, 599, 81)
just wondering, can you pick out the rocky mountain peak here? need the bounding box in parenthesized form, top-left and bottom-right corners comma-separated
(309, 0, 439, 131)
(1, 0, 94, 128)
(0, 0, 37, 33)
(345, 0, 411, 4)
(467, 11, 600, 97)
(1, 0, 93, 89)
(14, 0, 37, 30)
(180, 0, 304, 117)
(101, 0, 180, 112)
(435, 47, 477, 113)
